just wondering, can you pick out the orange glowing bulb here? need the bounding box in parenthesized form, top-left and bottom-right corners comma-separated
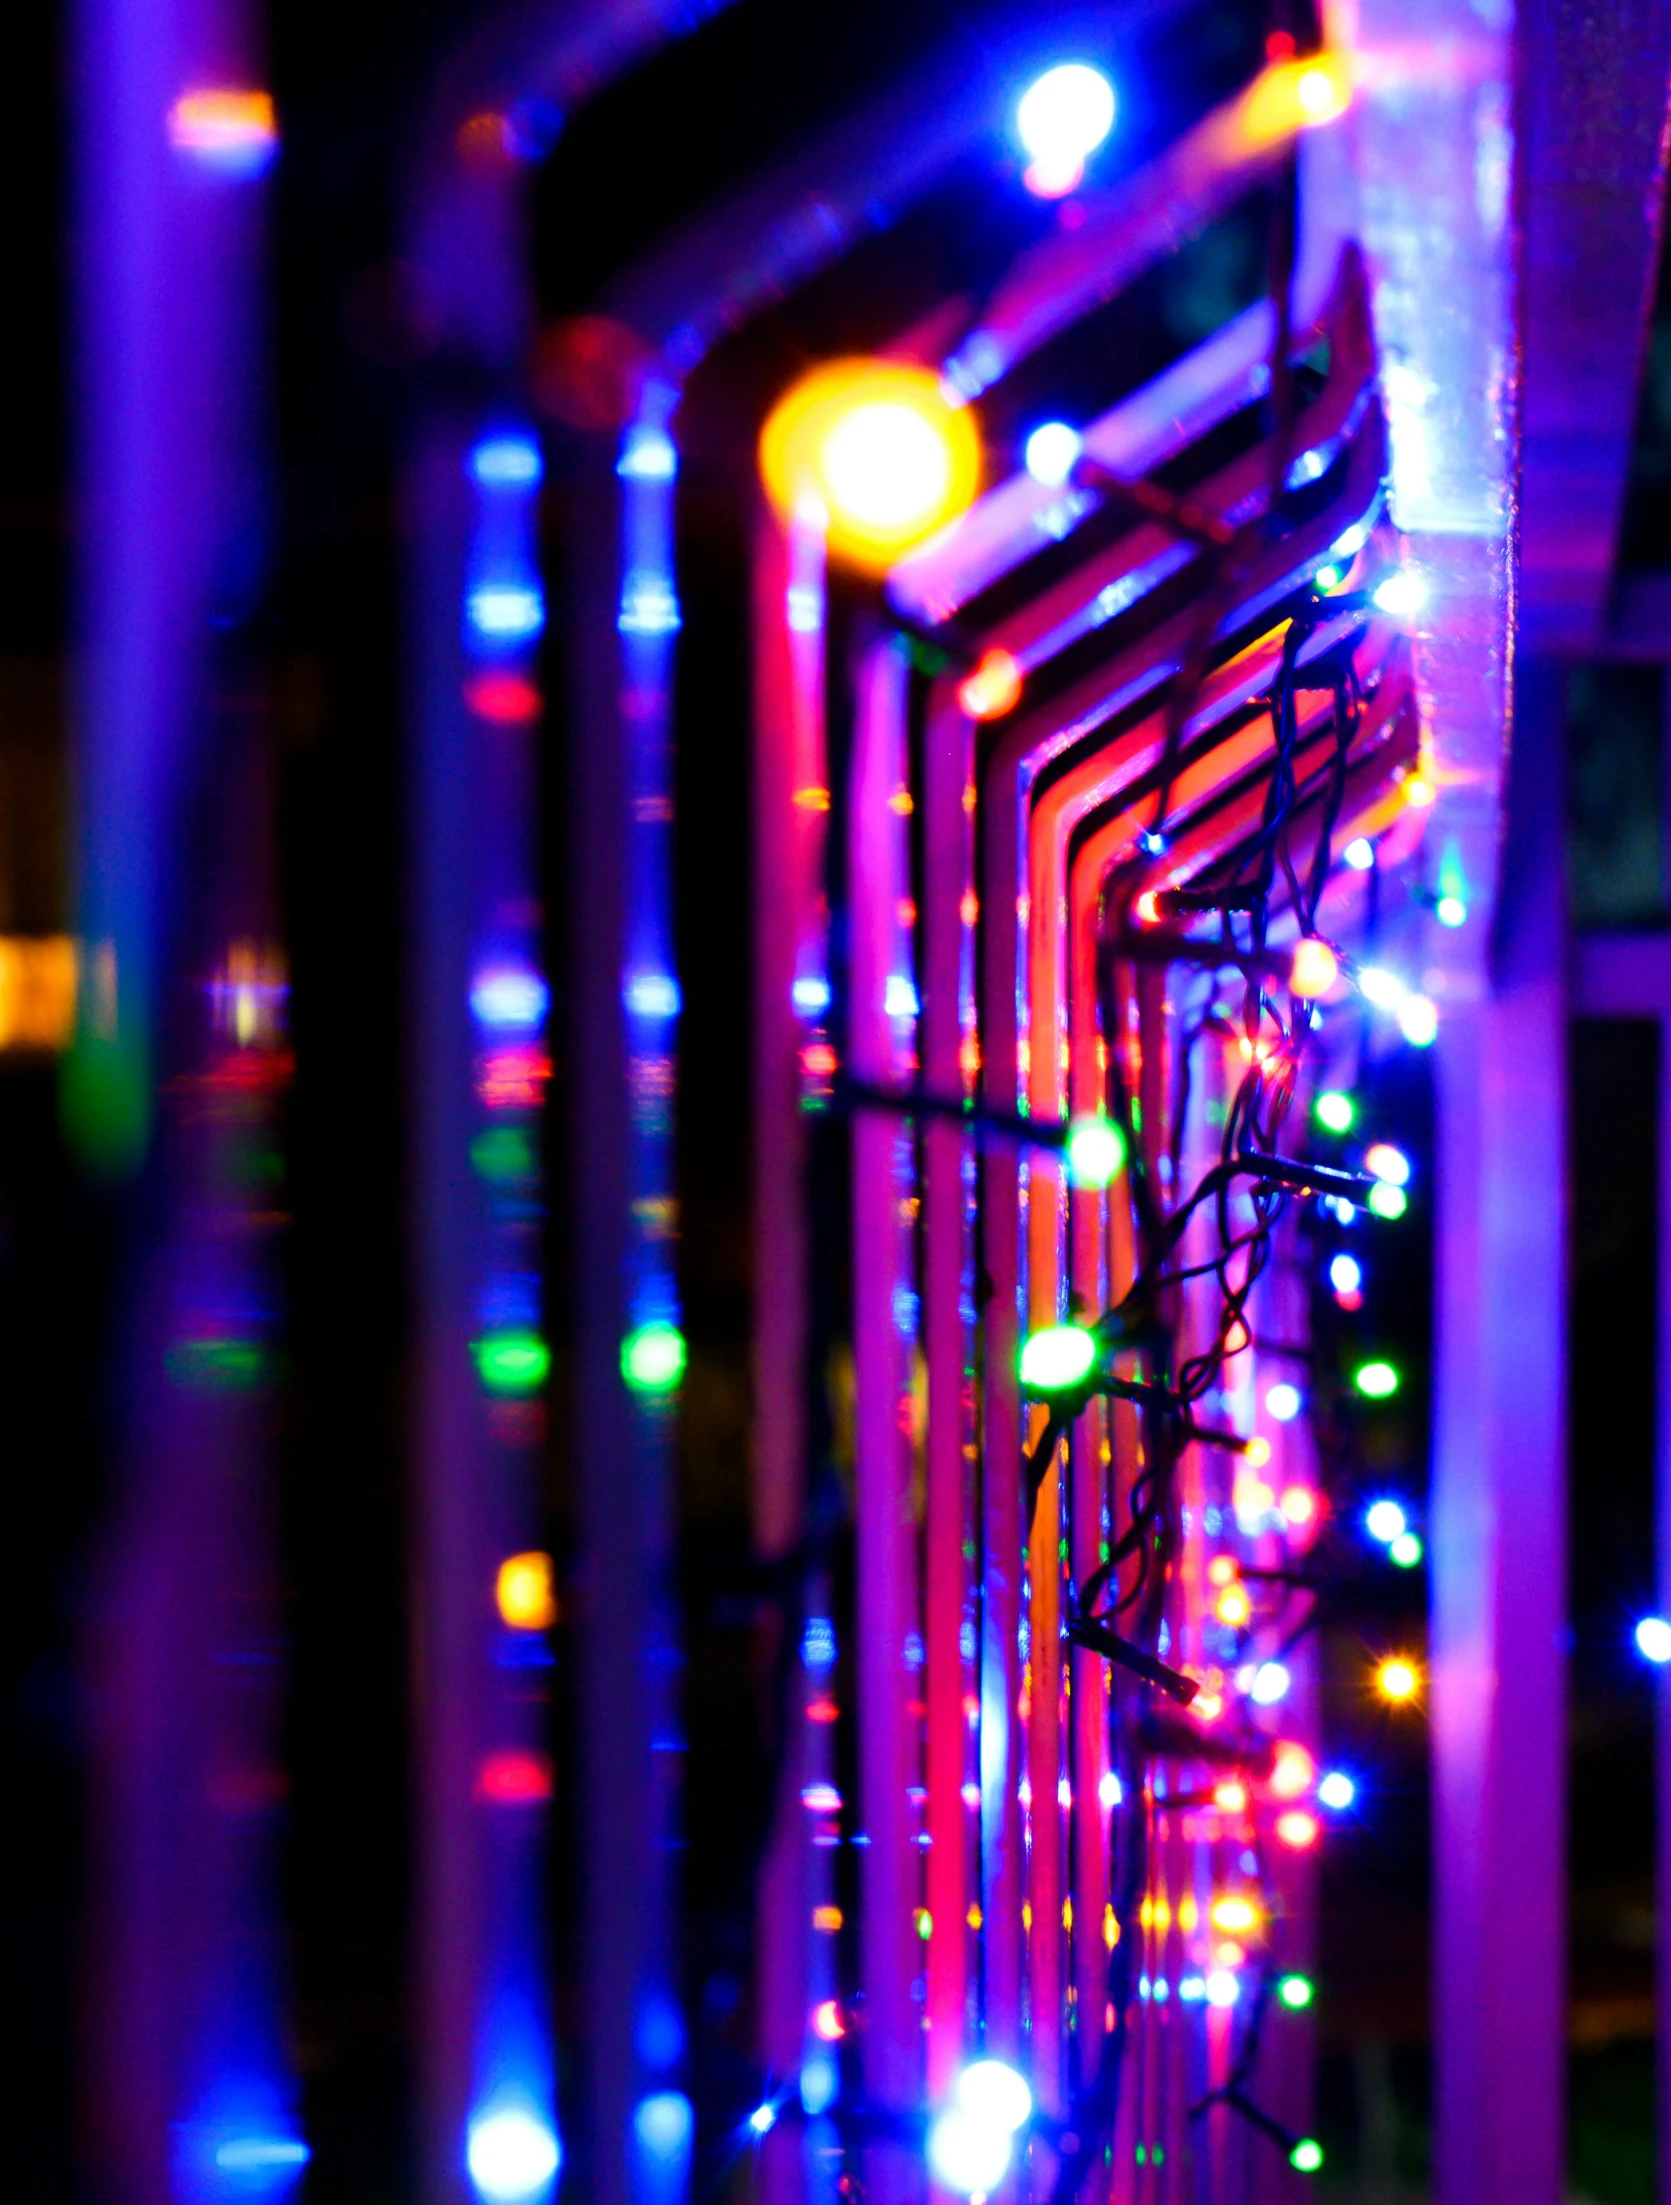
(1290, 937, 1340, 998)
(496, 1551, 557, 1631)
(813, 1999, 846, 2041)
(1208, 1555, 1238, 1587)
(1215, 1585, 1252, 1628)
(1243, 1435, 1273, 1469)
(1280, 1485, 1316, 1526)
(1213, 1779, 1249, 1813)
(1376, 1656, 1420, 1703)
(1193, 1691, 1224, 1721)
(958, 648, 1024, 720)
(1134, 889, 1162, 925)
(1276, 1809, 1321, 1849)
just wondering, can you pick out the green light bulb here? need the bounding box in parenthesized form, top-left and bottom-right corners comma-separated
(1290, 2140, 1324, 2174)
(1314, 1090, 1354, 1134)
(1019, 1323, 1097, 1394)
(1355, 1359, 1399, 1400)
(471, 1125, 535, 1183)
(474, 1330, 551, 1395)
(1277, 1974, 1314, 2011)
(622, 1321, 687, 1395)
(1367, 1182, 1408, 1221)
(1389, 1531, 1423, 1568)
(1066, 1114, 1125, 1189)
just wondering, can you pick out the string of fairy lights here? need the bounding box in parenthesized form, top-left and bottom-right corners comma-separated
(735, 34, 1439, 2205)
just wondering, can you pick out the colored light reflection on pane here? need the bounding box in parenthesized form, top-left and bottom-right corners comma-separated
(469, 583, 546, 643)
(467, 2103, 561, 2201)
(497, 1552, 557, 1631)
(213, 2137, 310, 2174)
(618, 425, 678, 482)
(475, 1749, 556, 1806)
(622, 1321, 687, 1395)
(474, 1330, 551, 1394)
(466, 672, 542, 724)
(479, 1047, 552, 1110)
(471, 967, 549, 1033)
(760, 359, 981, 570)
(470, 436, 543, 489)
(168, 88, 279, 176)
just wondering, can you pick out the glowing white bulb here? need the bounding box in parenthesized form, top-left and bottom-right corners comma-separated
(1250, 1660, 1291, 1705)
(1400, 994, 1439, 1047)
(1342, 836, 1375, 871)
(467, 2106, 562, 2203)
(1024, 421, 1084, 487)
(1317, 1770, 1356, 1810)
(1099, 1769, 1123, 1809)
(928, 2109, 1013, 2195)
(956, 2059, 1033, 2134)
(1265, 1382, 1302, 1423)
(1205, 1969, 1240, 2007)
(1358, 965, 1406, 1010)
(1373, 571, 1427, 617)
(1365, 1499, 1407, 1544)
(1330, 1253, 1363, 1295)
(1636, 1616, 1671, 1663)
(1016, 62, 1116, 195)
(1363, 1143, 1410, 1188)
(747, 2104, 777, 2137)
(822, 403, 953, 533)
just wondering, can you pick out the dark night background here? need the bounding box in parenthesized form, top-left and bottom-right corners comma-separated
(1, 0, 1669, 2198)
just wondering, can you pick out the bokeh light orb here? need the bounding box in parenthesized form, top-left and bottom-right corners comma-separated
(760, 360, 981, 570)
(1017, 63, 1116, 196)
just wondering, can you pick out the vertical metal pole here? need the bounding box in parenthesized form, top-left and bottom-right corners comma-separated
(849, 638, 922, 2198)
(1432, 656, 1567, 2205)
(750, 504, 824, 2195)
